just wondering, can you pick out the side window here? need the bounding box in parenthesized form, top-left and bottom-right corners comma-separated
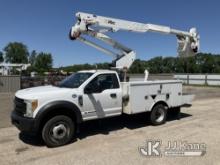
(97, 74, 119, 90)
(110, 74, 120, 89)
(85, 74, 119, 93)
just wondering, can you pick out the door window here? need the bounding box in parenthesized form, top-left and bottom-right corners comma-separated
(85, 74, 119, 93)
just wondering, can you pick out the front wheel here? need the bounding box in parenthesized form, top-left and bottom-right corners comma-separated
(42, 115, 75, 147)
(150, 104, 167, 125)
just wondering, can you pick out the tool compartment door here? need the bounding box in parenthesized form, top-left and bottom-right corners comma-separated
(123, 80, 183, 114)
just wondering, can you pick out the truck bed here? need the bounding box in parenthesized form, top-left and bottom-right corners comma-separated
(121, 80, 194, 114)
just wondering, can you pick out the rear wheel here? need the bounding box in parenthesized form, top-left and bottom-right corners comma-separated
(42, 115, 75, 147)
(150, 104, 167, 125)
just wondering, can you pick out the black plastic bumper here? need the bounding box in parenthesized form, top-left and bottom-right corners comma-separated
(11, 111, 38, 133)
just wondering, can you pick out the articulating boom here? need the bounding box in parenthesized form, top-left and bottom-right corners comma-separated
(69, 12, 200, 70)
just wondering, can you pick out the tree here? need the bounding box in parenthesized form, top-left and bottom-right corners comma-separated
(162, 57, 176, 73)
(4, 42, 29, 63)
(146, 56, 164, 73)
(34, 52, 53, 73)
(200, 53, 215, 73)
(0, 51, 4, 63)
(59, 52, 220, 74)
(29, 50, 37, 65)
(129, 59, 146, 73)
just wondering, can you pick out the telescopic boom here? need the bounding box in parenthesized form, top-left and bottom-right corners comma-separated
(70, 12, 200, 70)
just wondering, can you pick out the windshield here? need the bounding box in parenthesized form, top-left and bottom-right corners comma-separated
(58, 72, 93, 88)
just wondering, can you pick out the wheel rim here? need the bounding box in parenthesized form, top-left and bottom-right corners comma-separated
(155, 108, 165, 123)
(52, 124, 67, 139)
(49, 122, 70, 143)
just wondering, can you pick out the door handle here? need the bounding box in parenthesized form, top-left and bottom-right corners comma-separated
(78, 95, 83, 106)
(110, 93, 117, 98)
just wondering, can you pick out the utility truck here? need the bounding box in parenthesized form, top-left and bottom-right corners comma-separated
(11, 12, 199, 147)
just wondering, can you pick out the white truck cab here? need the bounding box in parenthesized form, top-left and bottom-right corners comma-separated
(11, 70, 193, 147)
(14, 70, 122, 119)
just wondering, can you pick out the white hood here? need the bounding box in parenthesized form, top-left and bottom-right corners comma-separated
(15, 85, 72, 100)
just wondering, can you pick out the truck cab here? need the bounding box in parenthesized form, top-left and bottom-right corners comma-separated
(80, 70, 123, 119)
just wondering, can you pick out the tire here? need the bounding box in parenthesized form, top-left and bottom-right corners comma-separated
(42, 115, 75, 147)
(150, 104, 167, 125)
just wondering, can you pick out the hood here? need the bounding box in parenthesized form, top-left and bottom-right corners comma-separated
(15, 85, 72, 100)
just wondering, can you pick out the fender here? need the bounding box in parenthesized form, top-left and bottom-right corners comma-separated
(35, 101, 83, 129)
(149, 100, 169, 111)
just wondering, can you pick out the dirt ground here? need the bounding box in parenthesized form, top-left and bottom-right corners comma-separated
(0, 86, 220, 165)
(0, 93, 14, 128)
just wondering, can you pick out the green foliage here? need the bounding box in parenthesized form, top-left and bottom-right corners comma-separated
(4, 42, 29, 63)
(60, 53, 220, 74)
(34, 52, 53, 73)
(60, 62, 110, 73)
(138, 53, 220, 74)
(1, 41, 220, 74)
(29, 50, 37, 65)
(1, 42, 54, 75)
(0, 51, 3, 63)
(128, 59, 146, 73)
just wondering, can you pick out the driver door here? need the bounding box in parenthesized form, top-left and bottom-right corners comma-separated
(82, 73, 122, 120)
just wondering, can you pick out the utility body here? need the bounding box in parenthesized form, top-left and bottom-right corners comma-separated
(11, 12, 198, 147)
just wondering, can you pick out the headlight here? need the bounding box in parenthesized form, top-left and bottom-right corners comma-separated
(24, 100, 38, 117)
(31, 100, 38, 111)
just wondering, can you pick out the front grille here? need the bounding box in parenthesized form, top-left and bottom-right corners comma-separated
(14, 97, 26, 115)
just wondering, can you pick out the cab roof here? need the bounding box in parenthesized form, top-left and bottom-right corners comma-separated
(78, 69, 117, 74)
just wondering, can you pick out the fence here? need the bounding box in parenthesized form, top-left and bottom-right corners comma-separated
(21, 75, 65, 89)
(0, 75, 65, 93)
(0, 76, 21, 93)
(174, 74, 220, 86)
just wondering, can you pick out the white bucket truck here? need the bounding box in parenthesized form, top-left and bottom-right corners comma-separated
(11, 12, 199, 147)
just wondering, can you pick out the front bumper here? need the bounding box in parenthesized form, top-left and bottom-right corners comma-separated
(11, 111, 38, 133)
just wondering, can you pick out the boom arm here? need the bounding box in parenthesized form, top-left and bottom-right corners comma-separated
(69, 12, 200, 70)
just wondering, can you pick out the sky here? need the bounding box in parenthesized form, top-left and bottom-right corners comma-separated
(0, 0, 220, 67)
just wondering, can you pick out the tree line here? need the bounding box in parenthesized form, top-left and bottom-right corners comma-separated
(0, 42, 53, 74)
(1, 42, 220, 74)
(129, 53, 220, 73)
(60, 53, 220, 74)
